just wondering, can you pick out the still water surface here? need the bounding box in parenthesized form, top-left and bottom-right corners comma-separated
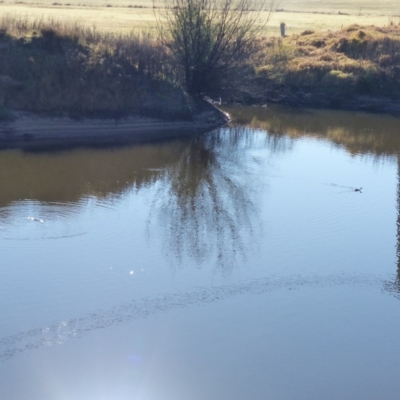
(1, 106, 400, 399)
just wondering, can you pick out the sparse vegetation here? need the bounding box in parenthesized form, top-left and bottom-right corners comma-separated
(238, 24, 400, 111)
(1, 10, 400, 119)
(0, 16, 192, 119)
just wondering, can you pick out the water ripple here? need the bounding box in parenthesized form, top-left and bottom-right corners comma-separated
(0, 272, 395, 362)
(0, 196, 121, 243)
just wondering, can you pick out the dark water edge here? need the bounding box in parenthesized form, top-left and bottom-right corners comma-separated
(264, 94, 400, 115)
(2, 97, 399, 152)
(0, 100, 229, 151)
(224, 82, 400, 115)
(224, 104, 400, 157)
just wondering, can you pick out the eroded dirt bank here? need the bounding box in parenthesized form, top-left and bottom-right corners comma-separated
(0, 101, 229, 150)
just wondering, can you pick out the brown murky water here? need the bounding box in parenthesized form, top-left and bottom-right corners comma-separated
(1, 106, 400, 399)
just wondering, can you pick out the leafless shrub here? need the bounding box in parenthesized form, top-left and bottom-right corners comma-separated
(156, 0, 276, 95)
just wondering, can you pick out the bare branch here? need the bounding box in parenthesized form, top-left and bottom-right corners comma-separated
(155, 0, 276, 95)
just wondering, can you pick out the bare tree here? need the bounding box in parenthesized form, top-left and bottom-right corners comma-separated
(156, 0, 275, 96)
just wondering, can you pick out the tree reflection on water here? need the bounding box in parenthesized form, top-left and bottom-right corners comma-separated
(147, 127, 287, 272)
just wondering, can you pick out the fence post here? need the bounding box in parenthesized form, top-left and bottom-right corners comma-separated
(280, 22, 286, 37)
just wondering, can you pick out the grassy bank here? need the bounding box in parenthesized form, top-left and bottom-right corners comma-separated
(1, 14, 400, 120)
(231, 24, 400, 112)
(0, 16, 193, 121)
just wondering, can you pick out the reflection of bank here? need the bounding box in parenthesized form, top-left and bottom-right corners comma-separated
(228, 105, 400, 292)
(386, 155, 400, 296)
(0, 127, 277, 271)
(0, 140, 190, 231)
(0, 141, 190, 208)
(397, 157, 400, 290)
(147, 127, 269, 272)
(226, 105, 400, 158)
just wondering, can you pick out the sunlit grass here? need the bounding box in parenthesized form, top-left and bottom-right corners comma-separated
(0, 0, 399, 35)
(251, 24, 400, 107)
(0, 5, 159, 33)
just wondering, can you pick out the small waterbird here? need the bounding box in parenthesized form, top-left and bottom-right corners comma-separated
(354, 187, 362, 192)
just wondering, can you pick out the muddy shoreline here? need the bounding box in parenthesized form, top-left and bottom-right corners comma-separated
(0, 101, 230, 150)
(1, 95, 398, 152)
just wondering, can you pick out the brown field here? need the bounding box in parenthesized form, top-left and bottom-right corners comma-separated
(0, 0, 399, 34)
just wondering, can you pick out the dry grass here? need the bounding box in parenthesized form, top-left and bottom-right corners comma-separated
(0, 4, 158, 33)
(248, 24, 400, 108)
(1, 0, 399, 15)
(0, 15, 191, 119)
(2, 10, 400, 116)
(0, 1, 399, 35)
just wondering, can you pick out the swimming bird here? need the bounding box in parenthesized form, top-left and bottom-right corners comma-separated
(354, 187, 362, 192)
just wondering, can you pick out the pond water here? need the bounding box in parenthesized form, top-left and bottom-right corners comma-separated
(1, 106, 400, 400)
